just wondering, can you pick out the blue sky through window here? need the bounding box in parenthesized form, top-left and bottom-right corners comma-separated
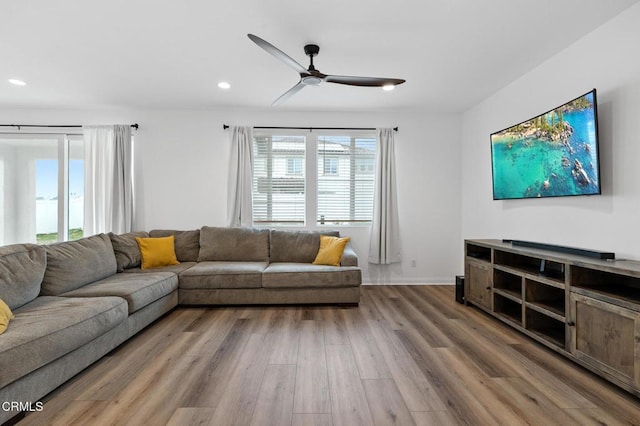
(36, 159, 84, 199)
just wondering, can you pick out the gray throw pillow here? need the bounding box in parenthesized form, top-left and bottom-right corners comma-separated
(0, 244, 46, 310)
(109, 231, 149, 272)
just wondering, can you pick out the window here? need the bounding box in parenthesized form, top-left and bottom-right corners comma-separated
(252, 130, 376, 227)
(322, 157, 338, 175)
(0, 133, 84, 245)
(317, 135, 376, 225)
(286, 157, 303, 175)
(253, 134, 306, 225)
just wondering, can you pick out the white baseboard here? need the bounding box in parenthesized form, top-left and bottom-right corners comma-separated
(362, 282, 455, 286)
(362, 277, 455, 285)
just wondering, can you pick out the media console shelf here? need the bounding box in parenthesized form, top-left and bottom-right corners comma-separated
(464, 239, 640, 396)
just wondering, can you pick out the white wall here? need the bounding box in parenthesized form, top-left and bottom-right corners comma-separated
(10, 3, 639, 283)
(0, 107, 461, 283)
(461, 4, 640, 261)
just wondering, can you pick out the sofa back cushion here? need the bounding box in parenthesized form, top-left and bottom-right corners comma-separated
(109, 231, 149, 272)
(269, 230, 339, 263)
(41, 234, 117, 296)
(0, 244, 46, 310)
(198, 227, 269, 262)
(149, 229, 200, 262)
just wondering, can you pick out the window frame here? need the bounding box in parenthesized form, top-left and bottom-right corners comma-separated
(316, 131, 377, 227)
(252, 130, 307, 226)
(252, 129, 376, 228)
(0, 131, 84, 245)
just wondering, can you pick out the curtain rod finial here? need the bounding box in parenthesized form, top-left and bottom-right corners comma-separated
(223, 124, 229, 130)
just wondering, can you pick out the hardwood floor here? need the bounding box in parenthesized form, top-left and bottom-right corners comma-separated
(17, 285, 640, 425)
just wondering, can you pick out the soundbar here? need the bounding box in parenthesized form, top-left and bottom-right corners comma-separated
(504, 239, 615, 260)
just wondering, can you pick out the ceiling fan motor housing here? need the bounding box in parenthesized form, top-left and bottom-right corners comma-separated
(304, 44, 320, 57)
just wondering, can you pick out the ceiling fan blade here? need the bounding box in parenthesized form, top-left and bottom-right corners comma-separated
(324, 75, 406, 87)
(248, 34, 308, 75)
(272, 81, 306, 106)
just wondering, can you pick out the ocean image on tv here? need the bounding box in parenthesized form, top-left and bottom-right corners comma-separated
(491, 91, 599, 200)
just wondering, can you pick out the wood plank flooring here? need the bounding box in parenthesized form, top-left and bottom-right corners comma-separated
(16, 285, 640, 426)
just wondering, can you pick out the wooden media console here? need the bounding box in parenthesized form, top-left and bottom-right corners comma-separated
(465, 239, 640, 396)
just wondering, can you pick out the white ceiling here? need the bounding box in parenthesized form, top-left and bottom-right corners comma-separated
(2, 0, 638, 113)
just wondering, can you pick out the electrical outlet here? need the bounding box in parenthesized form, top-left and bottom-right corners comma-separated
(411, 259, 416, 267)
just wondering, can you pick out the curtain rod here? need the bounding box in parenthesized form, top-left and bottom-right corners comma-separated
(223, 124, 397, 132)
(0, 124, 139, 130)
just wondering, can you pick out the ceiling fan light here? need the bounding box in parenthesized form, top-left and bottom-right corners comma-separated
(302, 76, 322, 86)
(382, 84, 395, 91)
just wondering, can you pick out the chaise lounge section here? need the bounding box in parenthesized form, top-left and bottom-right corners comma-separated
(0, 236, 178, 424)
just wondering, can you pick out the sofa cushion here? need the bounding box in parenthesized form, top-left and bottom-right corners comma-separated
(269, 230, 339, 263)
(149, 229, 200, 262)
(60, 272, 178, 314)
(0, 244, 46, 309)
(179, 261, 267, 290)
(0, 295, 127, 388)
(109, 231, 149, 272)
(41, 234, 117, 296)
(262, 263, 362, 288)
(198, 227, 269, 262)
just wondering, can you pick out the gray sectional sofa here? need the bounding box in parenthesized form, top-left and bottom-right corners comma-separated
(0, 227, 361, 424)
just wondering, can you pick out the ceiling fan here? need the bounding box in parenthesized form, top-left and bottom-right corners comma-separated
(247, 34, 406, 105)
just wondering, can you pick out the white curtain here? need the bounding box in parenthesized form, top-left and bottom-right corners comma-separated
(369, 128, 401, 264)
(83, 124, 134, 235)
(227, 126, 254, 227)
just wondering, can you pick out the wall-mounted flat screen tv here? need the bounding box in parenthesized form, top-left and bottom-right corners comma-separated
(490, 89, 600, 200)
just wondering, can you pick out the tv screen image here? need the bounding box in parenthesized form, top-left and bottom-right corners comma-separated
(490, 89, 600, 200)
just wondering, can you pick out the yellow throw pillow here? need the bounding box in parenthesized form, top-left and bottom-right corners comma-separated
(312, 235, 350, 267)
(0, 297, 15, 335)
(136, 236, 180, 270)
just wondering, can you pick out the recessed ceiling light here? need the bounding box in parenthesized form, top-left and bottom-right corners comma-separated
(218, 82, 231, 89)
(8, 79, 27, 86)
(382, 84, 395, 91)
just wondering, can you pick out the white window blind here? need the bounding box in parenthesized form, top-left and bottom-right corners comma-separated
(317, 134, 376, 225)
(252, 134, 306, 225)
